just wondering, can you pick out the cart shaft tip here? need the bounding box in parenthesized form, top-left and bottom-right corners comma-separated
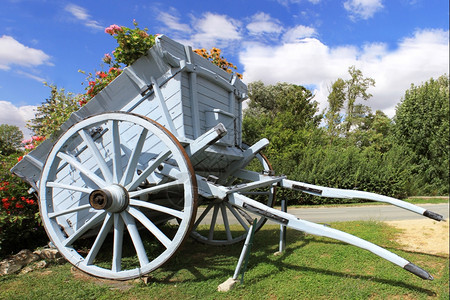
(423, 210, 444, 221)
(404, 263, 434, 280)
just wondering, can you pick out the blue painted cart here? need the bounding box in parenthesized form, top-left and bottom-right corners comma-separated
(12, 35, 443, 280)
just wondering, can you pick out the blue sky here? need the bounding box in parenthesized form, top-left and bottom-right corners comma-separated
(0, 0, 448, 137)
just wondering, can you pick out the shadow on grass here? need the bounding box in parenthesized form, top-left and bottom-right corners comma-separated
(142, 228, 439, 296)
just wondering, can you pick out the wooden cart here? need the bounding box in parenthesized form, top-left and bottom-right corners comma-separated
(12, 35, 443, 280)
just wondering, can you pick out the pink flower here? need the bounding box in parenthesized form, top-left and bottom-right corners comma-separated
(103, 53, 112, 64)
(22, 138, 32, 144)
(105, 24, 122, 35)
(32, 136, 44, 141)
(96, 71, 107, 78)
(25, 144, 35, 150)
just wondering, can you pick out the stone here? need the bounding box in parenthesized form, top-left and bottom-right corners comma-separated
(34, 248, 61, 260)
(217, 277, 239, 292)
(19, 260, 49, 275)
(0, 249, 40, 275)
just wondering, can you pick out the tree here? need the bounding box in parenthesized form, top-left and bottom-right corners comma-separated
(325, 78, 345, 140)
(344, 66, 375, 133)
(394, 75, 449, 194)
(350, 110, 393, 152)
(28, 83, 80, 138)
(243, 81, 323, 174)
(324, 66, 375, 136)
(0, 124, 23, 155)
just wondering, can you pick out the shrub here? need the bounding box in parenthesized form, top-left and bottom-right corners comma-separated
(0, 154, 47, 257)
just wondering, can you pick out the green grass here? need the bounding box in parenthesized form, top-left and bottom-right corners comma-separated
(1, 221, 448, 299)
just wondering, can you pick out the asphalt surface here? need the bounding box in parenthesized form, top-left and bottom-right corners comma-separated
(271, 203, 449, 223)
(196, 203, 449, 225)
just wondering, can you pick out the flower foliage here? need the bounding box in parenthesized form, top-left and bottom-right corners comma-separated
(0, 153, 46, 256)
(105, 20, 155, 66)
(193, 47, 242, 79)
(21, 135, 45, 151)
(79, 67, 122, 106)
(79, 20, 153, 107)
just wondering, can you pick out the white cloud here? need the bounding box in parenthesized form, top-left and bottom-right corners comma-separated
(0, 101, 36, 139)
(282, 25, 317, 42)
(15, 70, 45, 82)
(157, 11, 191, 33)
(276, 0, 321, 7)
(247, 12, 283, 36)
(190, 13, 242, 49)
(344, 0, 384, 20)
(0, 35, 51, 70)
(65, 4, 103, 30)
(240, 28, 449, 117)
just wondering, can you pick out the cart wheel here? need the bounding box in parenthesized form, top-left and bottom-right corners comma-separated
(39, 112, 197, 280)
(191, 150, 276, 245)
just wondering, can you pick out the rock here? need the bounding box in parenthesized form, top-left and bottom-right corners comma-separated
(0, 249, 40, 275)
(19, 260, 49, 275)
(34, 248, 61, 260)
(217, 277, 239, 292)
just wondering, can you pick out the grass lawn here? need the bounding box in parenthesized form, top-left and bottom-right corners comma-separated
(0, 221, 448, 299)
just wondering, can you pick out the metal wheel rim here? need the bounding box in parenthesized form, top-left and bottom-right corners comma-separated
(39, 112, 197, 280)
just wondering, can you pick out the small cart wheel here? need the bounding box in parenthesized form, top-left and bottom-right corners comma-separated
(191, 149, 276, 245)
(39, 112, 197, 280)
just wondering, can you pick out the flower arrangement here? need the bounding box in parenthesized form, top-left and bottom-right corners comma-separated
(105, 20, 155, 66)
(194, 47, 242, 79)
(20, 135, 45, 152)
(79, 20, 154, 107)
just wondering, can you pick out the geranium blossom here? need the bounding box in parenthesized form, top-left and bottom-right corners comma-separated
(105, 24, 122, 35)
(103, 53, 112, 64)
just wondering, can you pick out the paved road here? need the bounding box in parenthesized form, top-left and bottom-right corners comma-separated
(273, 203, 449, 223)
(196, 203, 449, 225)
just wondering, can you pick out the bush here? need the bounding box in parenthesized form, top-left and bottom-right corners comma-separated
(271, 144, 414, 205)
(0, 154, 47, 257)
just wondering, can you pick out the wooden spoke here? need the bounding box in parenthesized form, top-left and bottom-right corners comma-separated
(46, 182, 93, 194)
(57, 152, 107, 188)
(121, 211, 150, 267)
(120, 127, 148, 186)
(112, 213, 124, 272)
(111, 120, 123, 183)
(128, 180, 182, 198)
(85, 213, 113, 265)
(220, 203, 233, 241)
(125, 149, 172, 191)
(225, 202, 250, 232)
(127, 207, 172, 248)
(63, 211, 107, 246)
(193, 203, 214, 230)
(79, 129, 113, 184)
(208, 205, 220, 241)
(129, 199, 184, 219)
(48, 204, 92, 218)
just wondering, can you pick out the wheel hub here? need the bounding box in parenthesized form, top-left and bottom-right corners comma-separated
(89, 184, 129, 213)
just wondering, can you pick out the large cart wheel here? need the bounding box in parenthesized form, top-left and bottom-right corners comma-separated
(191, 149, 276, 245)
(39, 112, 197, 280)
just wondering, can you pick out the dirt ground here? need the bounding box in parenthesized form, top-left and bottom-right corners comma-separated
(385, 218, 449, 256)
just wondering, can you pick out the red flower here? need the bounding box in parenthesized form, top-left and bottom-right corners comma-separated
(25, 199, 35, 205)
(15, 203, 24, 209)
(17, 156, 23, 162)
(2, 198, 10, 210)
